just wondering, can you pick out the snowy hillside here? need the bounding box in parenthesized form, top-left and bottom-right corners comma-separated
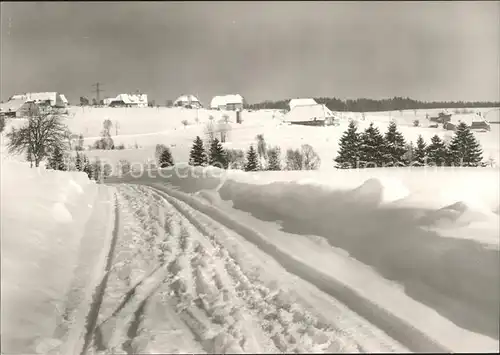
(5, 106, 497, 169)
(1, 106, 499, 354)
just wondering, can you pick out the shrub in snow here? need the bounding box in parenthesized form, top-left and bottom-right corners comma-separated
(426, 135, 448, 167)
(159, 147, 175, 168)
(226, 149, 245, 170)
(0, 115, 5, 133)
(447, 122, 483, 167)
(90, 158, 112, 182)
(403, 142, 415, 165)
(244, 145, 259, 172)
(285, 148, 304, 171)
(266, 146, 281, 171)
(204, 120, 216, 145)
(189, 136, 208, 167)
(217, 118, 231, 143)
(256, 134, 267, 159)
(181, 119, 189, 127)
(93, 120, 115, 150)
(358, 123, 386, 168)
(383, 121, 407, 166)
(208, 138, 228, 169)
(74, 134, 85, 151)
(92, 136, 114, 150)
(118, 159, 131, 175)
(413, 119, 420, 127)
(115, 143, 125, 150)
(103, 119, 113, 136)
(334, 120, 361, 169)
(301, 144, 321, 170)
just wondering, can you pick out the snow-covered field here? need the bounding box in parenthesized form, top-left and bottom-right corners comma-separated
(1, 106, 499, 354)
(4, 106, 499, 168)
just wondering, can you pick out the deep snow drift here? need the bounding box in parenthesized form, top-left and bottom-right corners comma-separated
(0, 157, 112, 354)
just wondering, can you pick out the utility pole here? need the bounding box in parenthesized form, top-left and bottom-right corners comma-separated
(92, 82, 104, 104)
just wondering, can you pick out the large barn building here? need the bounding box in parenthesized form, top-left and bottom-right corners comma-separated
(284, 103, 336, 126)
(1, 92, 68, 118)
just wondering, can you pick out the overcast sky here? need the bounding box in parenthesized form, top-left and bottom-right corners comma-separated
(1, 1, 499, 104)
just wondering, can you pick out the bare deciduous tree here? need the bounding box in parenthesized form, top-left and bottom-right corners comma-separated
(217, 118, 231, 143)
(6, 109, 69, 167)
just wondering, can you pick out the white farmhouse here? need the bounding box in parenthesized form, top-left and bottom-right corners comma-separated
(284, 103, 336, 126)
(173, 94, 203, 108)
(107, 93, 148, 107)
(10, 92, 68, 108)
(210, 94, 244, 111)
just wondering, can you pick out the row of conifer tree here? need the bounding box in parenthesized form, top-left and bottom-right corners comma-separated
(334, 120, 485, 168)
(46, 120, 488, 178)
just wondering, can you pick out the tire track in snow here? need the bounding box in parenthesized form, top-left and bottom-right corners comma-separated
(146, 183, 446, 353)
(79, 192, 120, 355)
(149, 187, 403, 353)
(85, 183, 410, 353)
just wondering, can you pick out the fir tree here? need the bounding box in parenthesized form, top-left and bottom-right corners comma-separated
(82, 154, 93, 179)
(75, 152, 83, 171)
(384, 121, 407, 166)
(189, 136, 207, 166)
(413, 135, 427, 166)
(208, 138, 228, 169)
(359, 123, 386, 168)
(426, 135, 448, 167)
(267, 147, 281, 171)
(47, 145, 66, 171)
(334, 120, 361, 169)
(447, 122, 483, 167)
(244, 145, 259, 172)
(159, 147, 175, 168)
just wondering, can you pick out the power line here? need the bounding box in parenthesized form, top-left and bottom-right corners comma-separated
(92, 82, 104, 103)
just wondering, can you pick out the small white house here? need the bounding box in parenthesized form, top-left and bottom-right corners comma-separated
(210, 94, 244, 111)
(173, 94, 202, 108)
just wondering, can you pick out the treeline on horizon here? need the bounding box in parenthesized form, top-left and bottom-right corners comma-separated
(244, 96, 500, 112)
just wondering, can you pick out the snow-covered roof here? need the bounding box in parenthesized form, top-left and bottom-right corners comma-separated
(449, 113, 490, 127)
(210, 94, 244, 108)
(289, 98, 317, 110)
(284, 104, 335, 122)
(0, 99, 28, 113)
(174, 94, 201, 104)
(111, 93, 148, 105)
(11, 92, 58, 103)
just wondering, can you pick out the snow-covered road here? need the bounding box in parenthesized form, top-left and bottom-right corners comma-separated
(67, 184, 412, 354)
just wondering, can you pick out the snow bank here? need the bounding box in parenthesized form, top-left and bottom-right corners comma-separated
(0, 158, 98, 353)
(219, 169, 499, 342)
(111, 164, 499, 347)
